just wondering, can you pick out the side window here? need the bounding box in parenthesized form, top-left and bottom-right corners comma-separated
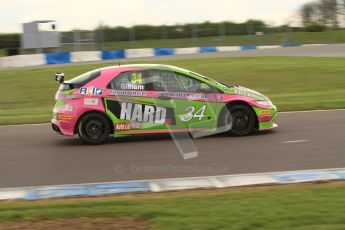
(174, 72, 218, 93)
(147, 70, 181, 91)
(147, 70, 218, 93)
(109, 71, 147, 90)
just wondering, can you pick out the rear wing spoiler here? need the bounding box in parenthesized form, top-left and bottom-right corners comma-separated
(55, 73, 64, 83)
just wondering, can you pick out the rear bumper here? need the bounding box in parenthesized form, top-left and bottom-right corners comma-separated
(51, 119, 74, 136)
(52, 123, 62, 134)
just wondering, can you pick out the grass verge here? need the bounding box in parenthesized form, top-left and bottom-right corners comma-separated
(1, 182, 345, 229)
(0, 57, 345, 125)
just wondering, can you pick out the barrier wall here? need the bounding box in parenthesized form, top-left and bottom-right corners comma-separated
(0, 44, 310, 69)
(199, 46, 218, 53)
(71, 51, 101, 63)
(0, 54, 45, 68)
(126, 48, 154, 58)
(175, 47, 199, 55)
(0, 167, 344, 201)
(101, 50, 125, 60)
(154, 48, 175, 56)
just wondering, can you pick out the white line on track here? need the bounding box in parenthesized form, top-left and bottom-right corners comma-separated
(281, 140, 310, 144)
(279, 108, 345, 114)
(0, 108, 344, 128)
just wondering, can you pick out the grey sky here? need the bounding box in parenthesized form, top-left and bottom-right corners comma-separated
(0, 0, 310, 33)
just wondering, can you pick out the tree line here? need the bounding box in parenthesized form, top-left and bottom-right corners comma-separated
(0, 11, 344, 51)
(0, 20, 284, 49)
(73, 20, 270, 43)
(301, 0, 345, 30)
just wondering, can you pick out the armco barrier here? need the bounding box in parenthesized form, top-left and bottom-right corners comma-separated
(26, 181, 150, 200)
(257, 45, 280, 49)
(0, 167, 344, 201)
(154, 48, 175, 56)
(46, 52, 71, 64)
(71, 51, 101, 63)
(335, 170, 345, 179)
(126, 48, 154, 58)
(199, 46, 218, 53)
(175, 47, 199, 55)
(273, 171, 339, 183)
(101, 50, 125, 60)
(1, 44, 316, 69)
(1, 54, 45, 68)
(217, 46, 241, 52)
(240, 45, 257, 50)
(281, 44, 302, 48)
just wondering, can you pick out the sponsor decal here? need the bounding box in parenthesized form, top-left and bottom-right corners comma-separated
(106, 100, 176, 125)
(60, 105, 74, 111)
(181, 105, 207, 122)
(110, 90, 147, 97)
(234, 89, 261, 99)
(120, 102, 167, 124)
(260, 109, 272, 115)
(115, 122, 141, 130)
(80, 86, 104, 96)
(164, 118, 174, 125)
(130, 72, 143, 84)
(84, 98, 99, 106)
(158, 92, 208, 100)
(57, 114, 72, 121)
(120, 83, 144, 90)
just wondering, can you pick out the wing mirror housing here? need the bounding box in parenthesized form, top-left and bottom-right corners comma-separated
(55, 73, 65, 83)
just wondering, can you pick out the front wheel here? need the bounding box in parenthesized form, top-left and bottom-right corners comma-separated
(77, 112, 110, 144)
(219, 104, 256, 136)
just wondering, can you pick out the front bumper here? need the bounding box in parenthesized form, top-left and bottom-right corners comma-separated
(254, 106, 278, 131)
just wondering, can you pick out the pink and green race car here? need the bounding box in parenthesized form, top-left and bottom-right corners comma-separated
(52, 64, 277, 144)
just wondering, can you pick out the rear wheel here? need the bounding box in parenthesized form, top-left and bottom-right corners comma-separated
(220, 104, 256, 136)
(77, 113, 110, 144)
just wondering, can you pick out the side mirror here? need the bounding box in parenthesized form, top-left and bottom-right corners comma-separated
(55, 73, 64, 83)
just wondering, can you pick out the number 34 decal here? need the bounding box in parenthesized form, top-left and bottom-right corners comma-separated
(181, 105, 207, 122)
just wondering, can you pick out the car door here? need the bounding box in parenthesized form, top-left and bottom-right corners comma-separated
(105, 70, 174, 136)
(147, 70, 220, 132)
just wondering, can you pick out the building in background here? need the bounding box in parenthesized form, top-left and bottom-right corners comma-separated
(21, 20, 61, 53)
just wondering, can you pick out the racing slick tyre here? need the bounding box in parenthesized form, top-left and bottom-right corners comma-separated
(219, 104, 256, 136)
(77, 112, 110, 145)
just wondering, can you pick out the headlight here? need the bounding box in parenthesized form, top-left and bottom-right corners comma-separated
(255, 100, 273, 107)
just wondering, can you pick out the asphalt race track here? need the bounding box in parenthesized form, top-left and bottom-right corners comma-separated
(0, 109, 344, 188)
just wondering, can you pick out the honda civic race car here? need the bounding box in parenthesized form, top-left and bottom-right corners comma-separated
(52, 64, 277, 144)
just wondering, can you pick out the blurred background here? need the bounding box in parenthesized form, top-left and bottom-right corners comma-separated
(1, 0, 345, 56)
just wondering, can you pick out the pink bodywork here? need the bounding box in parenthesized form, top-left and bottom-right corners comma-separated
(52, 67, 142, 136)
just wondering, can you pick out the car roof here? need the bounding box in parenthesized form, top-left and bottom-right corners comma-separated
(100, 64, 188, 73)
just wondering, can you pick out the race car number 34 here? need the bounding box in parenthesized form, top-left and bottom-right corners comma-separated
(181, 105, 207, 122)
